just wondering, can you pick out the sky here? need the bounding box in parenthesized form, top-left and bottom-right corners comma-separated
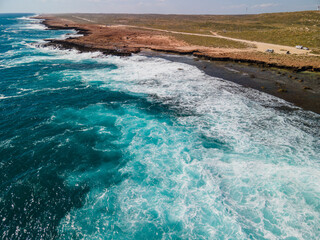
(0, 0, 319, 14)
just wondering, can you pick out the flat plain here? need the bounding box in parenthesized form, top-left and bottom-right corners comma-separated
(55, 11, 320, 53)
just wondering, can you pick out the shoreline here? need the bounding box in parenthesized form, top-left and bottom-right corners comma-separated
(36, 15, 320, 114)
(37, 16, 320, 72)
(142, 51, 320, 114)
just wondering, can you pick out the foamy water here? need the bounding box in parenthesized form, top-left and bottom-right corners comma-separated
(0, 14, 319, 239)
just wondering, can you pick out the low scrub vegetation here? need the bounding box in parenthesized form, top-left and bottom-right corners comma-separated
(58, 11, 320, 52)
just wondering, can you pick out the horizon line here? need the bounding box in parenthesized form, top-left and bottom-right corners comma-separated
(0, 10, 318, 16)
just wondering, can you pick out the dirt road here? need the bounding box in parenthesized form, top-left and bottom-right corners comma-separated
(112, 24, 316, 55)
(209, 32, 312, 55)
(71, 15, 315, 55)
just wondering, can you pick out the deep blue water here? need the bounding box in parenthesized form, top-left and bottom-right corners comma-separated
(0, 14, 320, 239)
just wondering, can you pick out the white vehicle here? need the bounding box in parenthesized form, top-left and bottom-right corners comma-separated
(303, 47, 309, 50)
(266, 49, 274, 53)
(296, 45, 303, 49)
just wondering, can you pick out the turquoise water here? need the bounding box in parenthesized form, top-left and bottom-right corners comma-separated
(0, 14, 319, 239)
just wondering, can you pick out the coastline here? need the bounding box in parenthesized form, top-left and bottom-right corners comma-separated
(142, 50, 320, 114)
(37, 15, 320, 114)
(2, 14, 320, 240)
(37, 15, 320, 72)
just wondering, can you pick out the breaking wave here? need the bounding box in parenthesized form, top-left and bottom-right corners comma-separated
(0, 14, 319, 240)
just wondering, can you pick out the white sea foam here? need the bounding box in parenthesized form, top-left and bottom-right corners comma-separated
(17, 15, 42, 23)
(4, 18, 319, 237)
(1, 16, 318, 238)
(3, 48, 103, 67)
(44, 52, 320, 239)
(57, 104, 247, 239)
(58, 31, 84, 40)
(21, 23, 47, 30)
(16, 16, 34, 21)
(0, 86, 73, 101)
(16, 15, 46, 31)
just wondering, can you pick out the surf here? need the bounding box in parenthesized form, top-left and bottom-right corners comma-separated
(0, 14, 319, 240)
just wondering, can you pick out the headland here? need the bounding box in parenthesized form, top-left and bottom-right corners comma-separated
(35, 13, 320, 113)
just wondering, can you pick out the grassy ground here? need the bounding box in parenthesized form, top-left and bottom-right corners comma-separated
(56, 11, 320, 52)
(169, 34, 252, 49)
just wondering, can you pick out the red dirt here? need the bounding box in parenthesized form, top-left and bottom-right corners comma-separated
(38, 16, 320, 72)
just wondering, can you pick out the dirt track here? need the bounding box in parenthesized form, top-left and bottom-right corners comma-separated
(209, 32, 314, 55)
(37, 15, 320, 72)
(72, 15, 316, 56)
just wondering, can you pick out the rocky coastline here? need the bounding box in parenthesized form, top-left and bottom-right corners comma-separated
(38, 16, 320, 73)
(36, 15, 320, 113)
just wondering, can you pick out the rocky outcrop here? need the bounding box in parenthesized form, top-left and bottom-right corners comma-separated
(36, 15, 320, 72)
(44, 39, 138, 56)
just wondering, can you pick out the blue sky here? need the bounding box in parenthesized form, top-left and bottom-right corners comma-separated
(0, 0, 319, 14)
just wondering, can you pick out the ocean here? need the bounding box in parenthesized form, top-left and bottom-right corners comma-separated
(0, 14, 319, 239)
